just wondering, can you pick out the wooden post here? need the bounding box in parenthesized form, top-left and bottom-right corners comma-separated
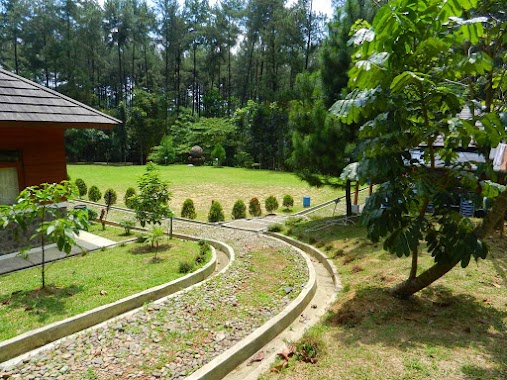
(354, 181, 359, 205)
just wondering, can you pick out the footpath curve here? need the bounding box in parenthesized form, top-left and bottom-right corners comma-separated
(1, 221, 323, 379)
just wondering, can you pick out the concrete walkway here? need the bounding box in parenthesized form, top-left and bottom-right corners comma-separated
(0, 231, 116, 275)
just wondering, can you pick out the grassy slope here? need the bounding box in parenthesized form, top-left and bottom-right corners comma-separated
(262, 219, 507, 380)
(0, 235, 202, 342)
(67, 164, 341, 220)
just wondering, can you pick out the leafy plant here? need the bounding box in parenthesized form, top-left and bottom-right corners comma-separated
(119, 219, 135, 235)
(74, 178, 87, 198)
(211, 142, 226, 166)
(131, 163, 173, 227)
(124, 187, 137, 209)
(265, 195, 279, 213)
(88, 185, 101, 202)
(0, 181, 89, 289)
(208, 200, 225, 222)
(248, 197, 262, 217)
(332, 0, 507, 298)
(181, 198, 197, 219)
(178, 261, 194, 274)
(231, 199, 247, 219)
(147, 135, 176, 165)
(282, 194, 294, 210)
(146, 226, 166, 260)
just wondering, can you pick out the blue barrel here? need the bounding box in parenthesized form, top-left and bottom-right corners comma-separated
(303, 196, 311, 207)
(459, 199, 475, 217)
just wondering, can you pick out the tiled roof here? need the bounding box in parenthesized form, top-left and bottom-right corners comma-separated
(0, 69, 121, 128)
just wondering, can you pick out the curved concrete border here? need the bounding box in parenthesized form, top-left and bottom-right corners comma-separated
(265, 232, 341, 290)
(0, 233, 233, 364)
(187, 238, 317, 380)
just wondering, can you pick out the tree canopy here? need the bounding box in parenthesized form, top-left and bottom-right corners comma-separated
(332, 0, 507, 298)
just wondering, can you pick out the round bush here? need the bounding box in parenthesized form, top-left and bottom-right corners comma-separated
(181, 198, 197, 219)
(249, 197, 262, 217)
(265, 195, 279, 213)
(231, 200, 247, 219)
(88, 186, 102, 202)
(124, 187, 137, 209)
(104, 188, 117, 208)
(208, 200, 225, 222)
(74, 178, 87, 198)
(283, 194, 294, 209)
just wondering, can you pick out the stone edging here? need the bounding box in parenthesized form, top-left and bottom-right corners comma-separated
(186, 234, 317, 380)
(265, 232, 341, 290)
(0, 233, 232, 364)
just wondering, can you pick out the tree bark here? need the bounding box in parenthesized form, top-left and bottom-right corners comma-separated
(391, 186, 507, 298)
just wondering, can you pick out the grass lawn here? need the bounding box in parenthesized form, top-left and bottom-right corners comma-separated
(261, 219, 507, 380)
(87, 221, 142, 241)
(0, 237, 204, 342)
(67, 164, 342, 220)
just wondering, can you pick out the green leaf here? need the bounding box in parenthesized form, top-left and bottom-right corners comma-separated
(390, 71, 427, 94)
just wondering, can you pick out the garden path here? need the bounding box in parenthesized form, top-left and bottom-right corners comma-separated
(0, 231, 116, 275)
(1, 222, 316, 379)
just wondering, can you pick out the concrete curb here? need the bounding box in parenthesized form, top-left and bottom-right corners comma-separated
(187, 237, 317, 380)
(265, 232, 341, 290)
(0, 233, 232, 364)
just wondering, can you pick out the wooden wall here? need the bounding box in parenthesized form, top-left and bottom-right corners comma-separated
(0, 126, 66, 189)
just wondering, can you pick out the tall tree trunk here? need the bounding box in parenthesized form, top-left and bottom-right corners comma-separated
(391, 186, 507, 298)
(305, 0, 313, 70)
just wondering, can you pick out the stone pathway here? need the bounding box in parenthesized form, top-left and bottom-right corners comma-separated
(1, 223, 309, 379)
(221, 215, 290, 232)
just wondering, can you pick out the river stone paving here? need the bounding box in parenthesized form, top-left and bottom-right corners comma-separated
(1, 223, 308, 379)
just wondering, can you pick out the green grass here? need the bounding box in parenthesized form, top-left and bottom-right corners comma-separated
(87, 222, 141, 241)
(68, 164, 342, 220)
(261, 220, 507, 380)
(0, 238, 203, 342)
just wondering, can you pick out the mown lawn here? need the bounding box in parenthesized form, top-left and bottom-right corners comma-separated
(0, 236, 204, 342)
(261, 219, 507, 380)
(67, 164, 342, 220)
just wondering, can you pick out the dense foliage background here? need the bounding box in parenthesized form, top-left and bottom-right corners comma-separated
(0, 0, 336, 168)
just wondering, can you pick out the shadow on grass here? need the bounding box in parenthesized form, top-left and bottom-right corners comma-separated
(129, 243, 172, 255)
(487, 236, 507, 286)
(326, 285, 506, 379)
(289, 217, 366, 244)
(1, 284, 84, 323)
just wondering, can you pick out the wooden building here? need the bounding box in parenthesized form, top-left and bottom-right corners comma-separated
(0, 69, 121, 204)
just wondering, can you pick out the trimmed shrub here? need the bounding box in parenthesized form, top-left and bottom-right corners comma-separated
(208, 200, 225, 222)
(231, 200, 247, 219)
(104, 188, 117, 209)
(181, 198, 197, 219)
(282, 194, 294, 210)
(74, 178, 87, 198)
(124, 187, 137, 209)
(265, 195, 279, 213)
(88, 186, 102, 202)
(248, 197, 262, 217)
